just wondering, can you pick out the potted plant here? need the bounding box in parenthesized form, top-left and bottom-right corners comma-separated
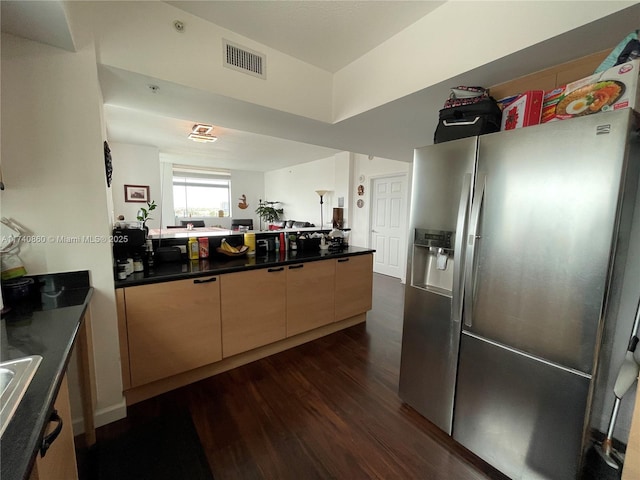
(255, 200, 283, 230)
(137, 200, 157, 236)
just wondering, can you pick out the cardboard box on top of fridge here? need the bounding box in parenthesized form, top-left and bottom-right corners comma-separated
(541, 59, 639, 123)
(500, 90, 544, 131)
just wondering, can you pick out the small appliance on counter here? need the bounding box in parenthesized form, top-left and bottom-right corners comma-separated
(112, 228, 147, 278)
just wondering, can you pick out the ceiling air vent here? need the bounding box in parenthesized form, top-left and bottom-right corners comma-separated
(223, 39, 266, 79)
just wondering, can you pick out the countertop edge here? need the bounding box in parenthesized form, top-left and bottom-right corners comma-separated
(115, 248, 376, 288)
(1, 286, 94, 480)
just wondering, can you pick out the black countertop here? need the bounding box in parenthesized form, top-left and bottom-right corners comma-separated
(1, 271, 93, 480)
(115, 245, 375, 288)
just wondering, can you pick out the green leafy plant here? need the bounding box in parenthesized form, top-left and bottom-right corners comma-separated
(255, 200, 283, 224)
(136, 200, 157, 230)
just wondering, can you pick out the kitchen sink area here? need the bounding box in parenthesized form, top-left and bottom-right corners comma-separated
(0, 355, 42, 437)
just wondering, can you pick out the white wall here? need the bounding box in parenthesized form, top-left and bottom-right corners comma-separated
(332, 1, 636, 121)
(229, 168, 264, 228)
(265, 153, 410, 251)
(73, 1, 333, 122)
(110, 142, 161, 228)
(350, 154, 411, 249)
(265, 157, 336, 229)
(1, 33, 125, 428)
(72, 2, 633, 125)
(333, 151, 353, 229)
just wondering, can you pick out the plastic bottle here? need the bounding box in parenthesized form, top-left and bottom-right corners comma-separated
(146, 239, 154, 268)
(188, 237, 199, 260)
(279, 232, 286, 253)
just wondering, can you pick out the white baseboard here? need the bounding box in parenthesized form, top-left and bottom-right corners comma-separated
(72, 398, 127, 436)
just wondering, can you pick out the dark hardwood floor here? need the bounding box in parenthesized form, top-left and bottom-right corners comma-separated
(79, 273, 507, 479)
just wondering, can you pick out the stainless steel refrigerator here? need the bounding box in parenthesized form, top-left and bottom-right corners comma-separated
(399, 109, 640, 479)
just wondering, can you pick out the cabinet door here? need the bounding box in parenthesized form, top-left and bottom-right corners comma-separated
(30, 375, 78, 480)
(221, 267, 286, 357)
(335, 254, 373, 321)
(286, 260, 335, 337)
(125, 277, 222, 387)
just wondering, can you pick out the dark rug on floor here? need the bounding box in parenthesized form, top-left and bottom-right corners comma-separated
(95, 411, 214, 480)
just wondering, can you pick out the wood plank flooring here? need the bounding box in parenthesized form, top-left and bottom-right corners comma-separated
(79, 273, 507, 479)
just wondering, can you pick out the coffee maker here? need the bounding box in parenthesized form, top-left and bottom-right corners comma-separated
(112, 227, 146, 264)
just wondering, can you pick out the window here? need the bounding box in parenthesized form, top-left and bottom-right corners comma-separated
(172, 166, 231, 218)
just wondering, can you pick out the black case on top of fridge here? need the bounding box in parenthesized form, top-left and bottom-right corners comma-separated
(433, 98, 502, 144)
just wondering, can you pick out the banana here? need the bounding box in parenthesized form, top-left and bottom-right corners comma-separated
(221, 239, 239, 253)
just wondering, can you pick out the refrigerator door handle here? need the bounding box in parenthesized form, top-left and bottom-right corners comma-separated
(463, 173, 486, 328)
(451, 173, 472, 324)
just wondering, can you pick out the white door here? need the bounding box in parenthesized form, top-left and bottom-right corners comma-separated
(370, 174, 408, 279)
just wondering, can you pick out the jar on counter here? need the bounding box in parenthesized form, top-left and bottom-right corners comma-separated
(133, 255, 144, 272)
(116, 260, 128, 279)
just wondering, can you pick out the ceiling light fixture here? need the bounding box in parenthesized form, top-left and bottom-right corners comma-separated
(188, 124, 217, 143)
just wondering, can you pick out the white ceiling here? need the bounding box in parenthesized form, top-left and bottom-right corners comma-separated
(167, 1, 444, 73)
(3, 1, 640, 171)
(104, 104, 341, 171)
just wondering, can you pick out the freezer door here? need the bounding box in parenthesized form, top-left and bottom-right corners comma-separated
(464, 110, 631, 374)
(399, 137, 476, 434)
(454, 333, 591, 480)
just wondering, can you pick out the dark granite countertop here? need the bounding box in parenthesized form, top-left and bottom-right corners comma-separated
(115, 245, 375, 288)
(1, 271, 93, 480)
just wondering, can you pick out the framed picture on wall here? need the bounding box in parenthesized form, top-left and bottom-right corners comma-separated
(124, 184, 150, 203)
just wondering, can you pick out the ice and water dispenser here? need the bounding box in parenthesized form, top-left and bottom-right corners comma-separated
(410, 228, 455, 296)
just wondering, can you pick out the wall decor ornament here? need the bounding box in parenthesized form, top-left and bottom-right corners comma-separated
(357, 199, 364, 208)
(357, 185, 364, 196)
(124, 184, 150, 203)
(104, 141, 113, 187)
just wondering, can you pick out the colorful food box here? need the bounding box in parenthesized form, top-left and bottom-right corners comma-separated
(500, 90, 544, 130)
(542, 59, 639, 123)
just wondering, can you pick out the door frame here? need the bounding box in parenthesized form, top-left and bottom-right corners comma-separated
(368, 173, 409, 283)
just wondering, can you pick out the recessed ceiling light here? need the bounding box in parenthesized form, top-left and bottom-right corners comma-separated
(188, 124, 217, 143)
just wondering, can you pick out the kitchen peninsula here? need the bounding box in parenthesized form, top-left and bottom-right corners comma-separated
(115, 242, 374, 405)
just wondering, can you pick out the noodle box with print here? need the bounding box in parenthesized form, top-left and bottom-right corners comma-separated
(500, 90, 544, 131)
(541, 59, 639, 123)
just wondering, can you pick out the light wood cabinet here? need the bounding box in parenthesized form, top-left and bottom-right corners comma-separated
(335, 254, 373, 322)
(221, 267, 286, 357)
(117, 254, 373, 403)
(125, 277, 222, 386)
(286, 260, 335, 337)
(29, 375, 78, 480)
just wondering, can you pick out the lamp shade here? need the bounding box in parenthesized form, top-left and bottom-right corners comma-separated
(315, 189, 329, 197)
